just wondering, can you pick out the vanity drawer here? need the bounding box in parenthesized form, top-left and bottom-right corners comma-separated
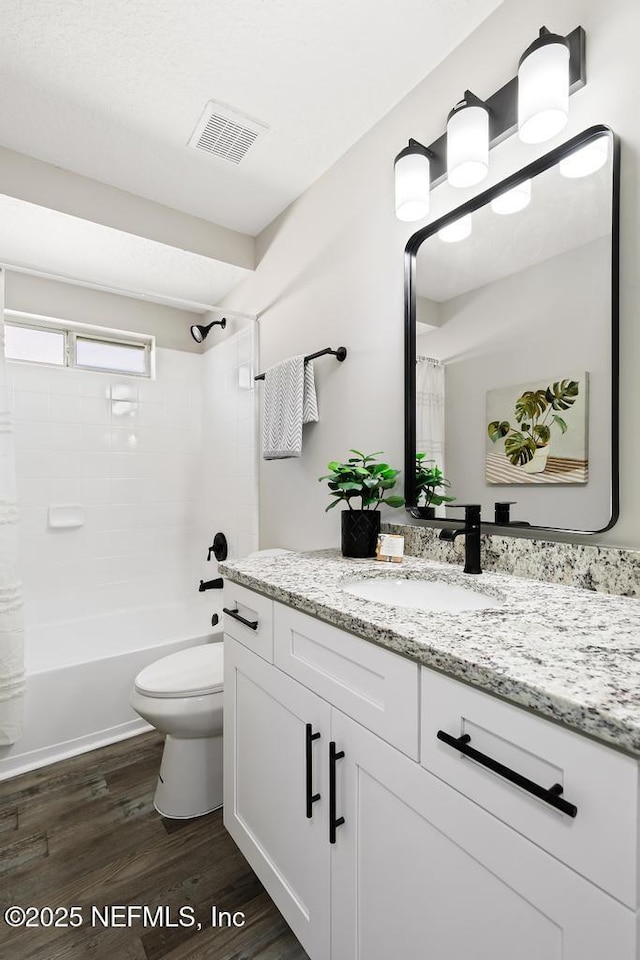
(274, 603, 419, 758)
(421, 669, 639, 909)
(223, 583, 274, 662)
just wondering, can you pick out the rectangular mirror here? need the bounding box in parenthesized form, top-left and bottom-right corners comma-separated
(404, 126, 619, 533)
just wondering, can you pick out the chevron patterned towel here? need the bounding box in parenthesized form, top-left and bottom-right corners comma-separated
(262, 356, 319, 459)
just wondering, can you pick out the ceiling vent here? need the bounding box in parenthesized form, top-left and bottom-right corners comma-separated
(188, 101, 268, 164)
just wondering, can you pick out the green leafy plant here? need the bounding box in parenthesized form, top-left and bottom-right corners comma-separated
(488, 379, 579, 467)
(414, 454, 456, 508)
(318, 450, 405, 512)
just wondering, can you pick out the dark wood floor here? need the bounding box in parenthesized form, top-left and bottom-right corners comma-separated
(0, 733, 309, 960)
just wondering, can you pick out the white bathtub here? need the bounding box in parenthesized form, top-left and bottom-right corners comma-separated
(0, 603, 220, 781)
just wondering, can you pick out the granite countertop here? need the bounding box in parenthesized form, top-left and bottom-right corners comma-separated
(220, 549, 640, 757)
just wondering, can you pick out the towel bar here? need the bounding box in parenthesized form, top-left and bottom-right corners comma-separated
(254, 346, 347, 381)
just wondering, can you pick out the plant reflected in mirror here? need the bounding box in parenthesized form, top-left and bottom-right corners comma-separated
(415, 454, 456, 512)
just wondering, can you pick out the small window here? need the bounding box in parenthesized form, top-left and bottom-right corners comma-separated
(5, 324, 65, 366)
(4, 313, 154, 378)
(74, 336, 149, 376)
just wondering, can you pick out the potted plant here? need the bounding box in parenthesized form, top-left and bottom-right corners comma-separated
(318, 450, 404, 558)
(413, 454, 455, 519)
(487, 379, 579, 474)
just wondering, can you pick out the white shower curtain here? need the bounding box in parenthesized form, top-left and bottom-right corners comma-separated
(0, 269, 25, 744)
(416, 356, 446, 476)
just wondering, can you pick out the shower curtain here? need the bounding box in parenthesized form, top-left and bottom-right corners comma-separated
(0, 269, 25, 744)
(416, 358, 446, 512)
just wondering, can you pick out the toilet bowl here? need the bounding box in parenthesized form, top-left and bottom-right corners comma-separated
(130, 642, 224, 819)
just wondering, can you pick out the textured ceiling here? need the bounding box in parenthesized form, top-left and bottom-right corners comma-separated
(0, 0, 502, 236)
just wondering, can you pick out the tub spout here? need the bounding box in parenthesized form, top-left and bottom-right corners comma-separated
(199, 578, 223, 592)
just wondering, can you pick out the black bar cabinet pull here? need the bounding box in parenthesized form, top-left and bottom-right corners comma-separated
(305, 724, 321, 818)
(222, 607, 259, 631)
(436, 730, 578, 818)
(329, 741, 345, 843)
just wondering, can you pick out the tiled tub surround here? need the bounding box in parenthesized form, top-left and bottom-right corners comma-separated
(10, 328, 260, 628)
(220, 549, 640, 757)
(383, 522, 640, 599)
(11, 348, 203, 625)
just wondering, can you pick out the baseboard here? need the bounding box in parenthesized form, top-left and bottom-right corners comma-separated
(0, 718, 154, 782)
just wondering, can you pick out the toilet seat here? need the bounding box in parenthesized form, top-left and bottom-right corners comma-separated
(134, 643, 224, 699)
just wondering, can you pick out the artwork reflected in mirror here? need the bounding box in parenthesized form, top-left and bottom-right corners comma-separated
(486, 374, 588, 485)
(406, 126, 618, 533)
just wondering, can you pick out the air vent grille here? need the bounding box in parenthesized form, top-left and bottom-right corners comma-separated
(188, 101, 268, 164)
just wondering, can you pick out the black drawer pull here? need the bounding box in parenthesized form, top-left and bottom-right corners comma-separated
(329, 741, 345, 843)
(436, 730, 578, 819)
(305, 724, 321, 819)
(223, 607, 259, 631)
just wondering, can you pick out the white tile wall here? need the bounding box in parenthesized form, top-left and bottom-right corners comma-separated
(11, 330, 259, 629)
(10, 347, 202, 627)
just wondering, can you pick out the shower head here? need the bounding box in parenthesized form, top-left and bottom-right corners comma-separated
(190, 317, 227, 343)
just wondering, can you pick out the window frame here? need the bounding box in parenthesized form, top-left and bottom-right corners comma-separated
(4, 311, 156, 379)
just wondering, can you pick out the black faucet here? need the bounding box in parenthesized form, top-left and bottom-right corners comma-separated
(438, 504, 482, 575)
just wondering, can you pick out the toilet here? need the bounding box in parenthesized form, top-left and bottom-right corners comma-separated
(130, 642, 224, 819)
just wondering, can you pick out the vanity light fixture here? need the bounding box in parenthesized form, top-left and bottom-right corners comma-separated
(490, 179, 532, 215)
(518, 28, 570, 144)
(190, 317, 227, 343)
(393, 26, 585, 222)
(446, 91, 489, 188)
(438, 214, 472, 243)
(559, 136, 609, 178)
(394, 139, 431, 222)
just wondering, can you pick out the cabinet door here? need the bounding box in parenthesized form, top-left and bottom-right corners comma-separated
(224, 636, 330, 960)
(331, 710, 635, 960)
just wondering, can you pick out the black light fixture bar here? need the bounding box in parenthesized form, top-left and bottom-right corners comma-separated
(415, 25, 585, 190)
(254, 346, 347, 381)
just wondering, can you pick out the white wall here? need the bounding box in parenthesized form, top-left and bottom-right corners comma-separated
(417, 239, 610, 530)
(221, 0, 640, 549)
(6, 272, 202, 353)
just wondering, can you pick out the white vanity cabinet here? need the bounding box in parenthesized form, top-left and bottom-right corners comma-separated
(224, 637, 331, 960)
(331, 709, 634, 960)
(223, 587, 638, 960)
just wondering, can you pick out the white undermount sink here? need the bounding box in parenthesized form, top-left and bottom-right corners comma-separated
(342, 577, 503, 613)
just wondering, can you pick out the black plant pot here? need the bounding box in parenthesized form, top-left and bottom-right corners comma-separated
(413, 506, 436, 520)
(341, 510, 381, 558)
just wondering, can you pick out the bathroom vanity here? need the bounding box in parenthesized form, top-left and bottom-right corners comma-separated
(221, 551, 640, 960)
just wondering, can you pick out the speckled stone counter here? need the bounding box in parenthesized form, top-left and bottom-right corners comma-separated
(220, 549, 640, 757)
(383, 521, 640, 598)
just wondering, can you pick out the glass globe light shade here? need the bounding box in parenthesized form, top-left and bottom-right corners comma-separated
(447, 96, 489, 188)
(518, 29, 570, 144)
(395, 143, 430, 222)
(438, 214, 472, 243)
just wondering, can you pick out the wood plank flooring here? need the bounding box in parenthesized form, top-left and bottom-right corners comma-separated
(0, 733, 310, 960)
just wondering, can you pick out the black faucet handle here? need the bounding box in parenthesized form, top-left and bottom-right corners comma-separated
(206, 532, 228, 563)
(494, 501, 517, 524)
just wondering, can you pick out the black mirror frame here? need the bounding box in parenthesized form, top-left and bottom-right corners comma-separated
(404, 125, 620, 535)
